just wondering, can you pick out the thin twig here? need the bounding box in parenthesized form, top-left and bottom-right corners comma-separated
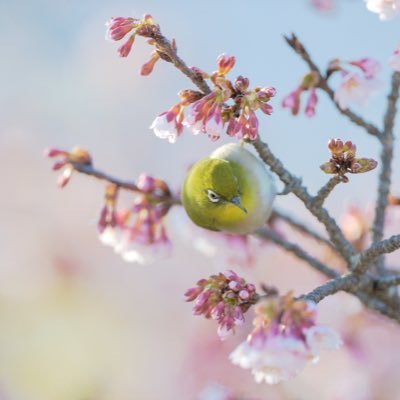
(255, 227, 339, 278)
(252, 137, 354, 263)
(313, 175, 344, 208)
(150, 29, 211, 94)
(272, 208, 336, 251)
(371, 72, 400, 271)
(71, 162, 181, 206)
(284, 33, 381, 138)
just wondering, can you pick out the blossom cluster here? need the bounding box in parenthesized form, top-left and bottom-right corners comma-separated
(320, 138, 377, 181)
(150, 55, 276, 143)
(106, 16, 276, 143)
(98, 175, 172, 264)
(230, 293, 342, 384)
(44, 146, 92, 188)
(185, 271, 258, 340)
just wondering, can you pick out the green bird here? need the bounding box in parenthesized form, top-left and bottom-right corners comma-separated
(182, 143, 276, 234)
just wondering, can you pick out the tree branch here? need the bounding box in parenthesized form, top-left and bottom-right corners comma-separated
(353, 234, 400, 274)
(302, 274, 368, 303)
(255, 227, 339, 278)
(375, 274, 400, 290)
(284, 33, 381, 138)
(371, 72, 400, 271)
(272, 208, 337, 252)
(252, 137, 354, 263)
(150, 29, 211, 94)
(71, 162, 181, 205)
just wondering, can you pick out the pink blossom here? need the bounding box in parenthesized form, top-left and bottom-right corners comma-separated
(350, 58, 381, 79)
(229, 295, 342, 384)
(282, 88, 302, 115)
(334, 72, 381, 110)
(183, 93, 226, 140)
(365, 0, 400, 20)
(150, 105, 184, 143)
(305, 88, 318, 117)
(230, 334, 309, 384)
(389, 43, 400, 71)
(97, 176, 172, 264)
(304, 325, 342, 359)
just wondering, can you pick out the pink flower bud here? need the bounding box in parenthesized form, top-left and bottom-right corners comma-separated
(137, 174, 156, 193)
(52, 160, 66, 170)
(105, 17, 138, 41)
(239, 290, 250, 300)
(57, 166, 73, 188)
(234, 76, 250, 92)
(260, 103, 273, 115)
(184, 286, 203, 302)
(217, 53, 236, 75)
(118, 35, 135, 57)
(140, 53, 160, 76)
(305, 88, 318, 118)
(44, 147, 67, 158)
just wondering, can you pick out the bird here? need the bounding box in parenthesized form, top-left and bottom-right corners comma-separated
(181, 143, 276, 234)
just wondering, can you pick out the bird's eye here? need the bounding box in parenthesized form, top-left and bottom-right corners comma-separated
(207, 189, 220, 203)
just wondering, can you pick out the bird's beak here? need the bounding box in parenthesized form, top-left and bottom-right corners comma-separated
(230, 196, 247, 214)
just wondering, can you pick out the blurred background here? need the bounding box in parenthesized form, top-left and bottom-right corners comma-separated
(1, 0, 400, 399)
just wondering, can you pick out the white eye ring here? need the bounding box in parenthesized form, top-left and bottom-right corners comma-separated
(207, 189, 220, 203)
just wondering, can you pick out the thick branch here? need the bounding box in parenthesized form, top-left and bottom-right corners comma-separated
(284, 33, 381, 138)
(313, 175, 343, 208)
(255, 228, 339, 278)
(302, 274, 368, 303)
(353, 235, 400, 274)
(252, 137, 354, 262)
(371, 72, 400, 265)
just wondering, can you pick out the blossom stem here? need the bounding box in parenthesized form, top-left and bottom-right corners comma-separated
(71, 162, 180, 206)
(371, 71, 400, 271)
(255, 227, 339, 278)
(284, 33, 381, 138)
(252, 137, 354, 263)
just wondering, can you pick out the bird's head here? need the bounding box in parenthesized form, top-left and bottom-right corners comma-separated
(182, 157, 248, 231)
